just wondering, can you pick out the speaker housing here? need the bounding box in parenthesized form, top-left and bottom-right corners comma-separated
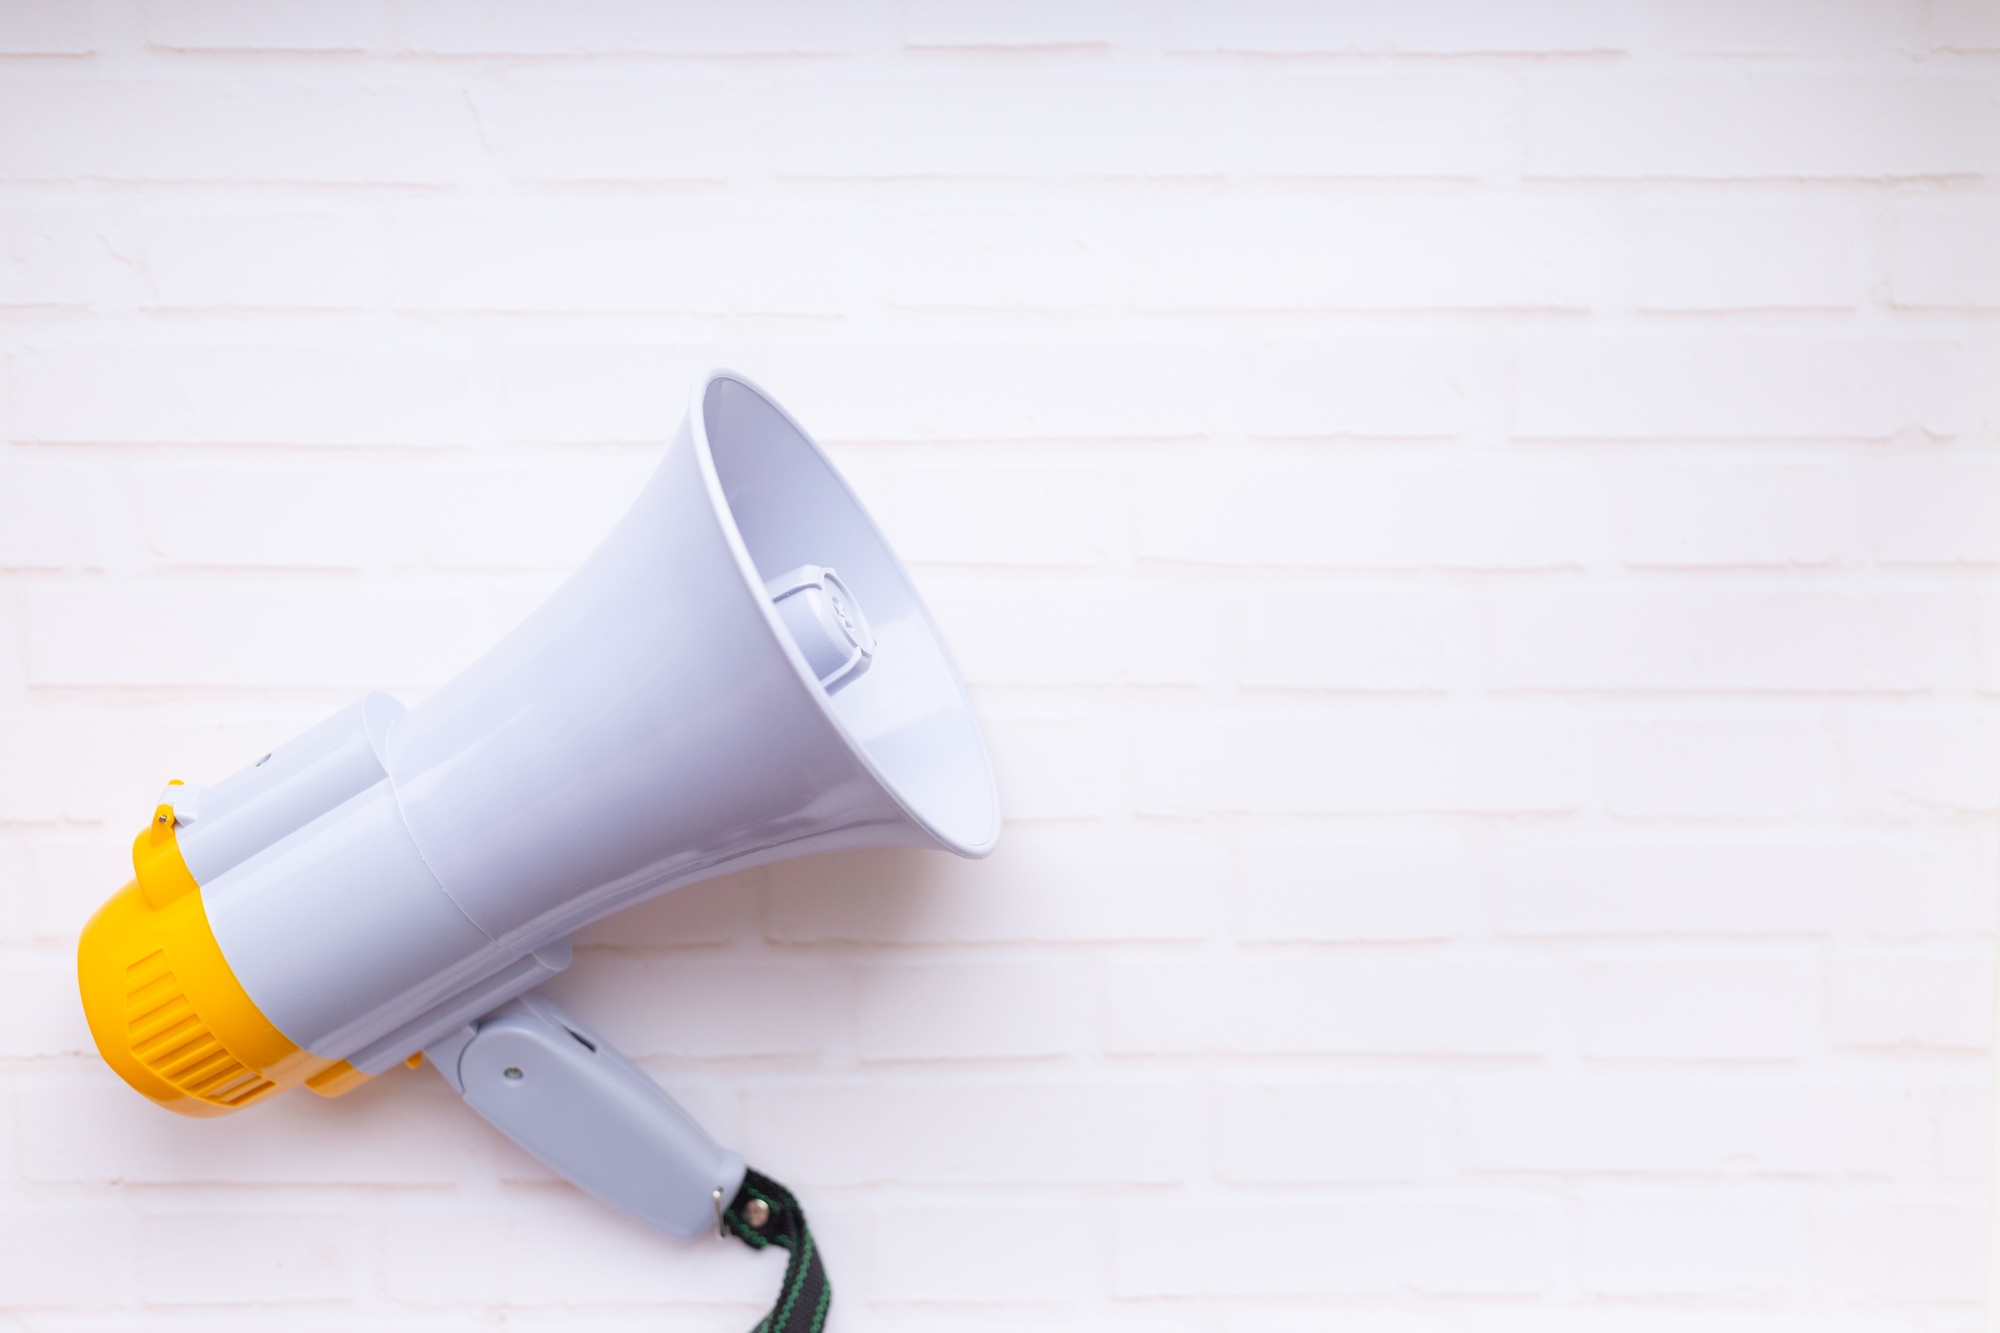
(79, 370, 1000, 1114)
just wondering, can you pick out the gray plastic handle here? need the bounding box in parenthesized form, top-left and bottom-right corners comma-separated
(428, 992, 745, 1240)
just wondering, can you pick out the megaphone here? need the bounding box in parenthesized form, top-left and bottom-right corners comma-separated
(76, 370, 1000, 1322)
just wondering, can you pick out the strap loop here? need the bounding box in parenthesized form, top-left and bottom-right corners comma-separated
(723, 1168, 830, 1333)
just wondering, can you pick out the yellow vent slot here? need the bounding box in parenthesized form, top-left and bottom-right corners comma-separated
(124, 949, 274, 1108)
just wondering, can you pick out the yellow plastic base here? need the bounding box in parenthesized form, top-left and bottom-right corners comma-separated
(76, 795, 366, 1117)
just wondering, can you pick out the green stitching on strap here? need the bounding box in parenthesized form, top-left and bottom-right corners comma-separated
(725, 1168, 830, 1333)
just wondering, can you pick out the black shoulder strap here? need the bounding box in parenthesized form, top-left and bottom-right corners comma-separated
(723, 1168, 831, 1333)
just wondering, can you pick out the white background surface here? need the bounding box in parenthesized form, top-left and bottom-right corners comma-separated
(2, 1, 1998, 1328)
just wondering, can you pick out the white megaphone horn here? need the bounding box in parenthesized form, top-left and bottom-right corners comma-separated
(77, 370, 1001, 1322)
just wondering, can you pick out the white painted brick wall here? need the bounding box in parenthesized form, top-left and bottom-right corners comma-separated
(0, 2, 1994, 1328)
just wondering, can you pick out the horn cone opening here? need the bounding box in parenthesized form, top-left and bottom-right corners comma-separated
(694, 372, 1000, 859)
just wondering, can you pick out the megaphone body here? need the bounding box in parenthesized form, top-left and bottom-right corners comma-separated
(77, 371, 999, 1246)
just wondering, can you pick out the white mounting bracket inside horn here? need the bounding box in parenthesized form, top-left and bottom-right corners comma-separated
(764, 564, 876, 693)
